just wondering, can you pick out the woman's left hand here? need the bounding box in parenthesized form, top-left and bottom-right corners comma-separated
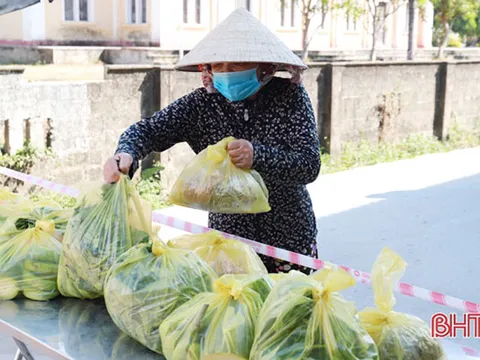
(228, 139, 254, 169)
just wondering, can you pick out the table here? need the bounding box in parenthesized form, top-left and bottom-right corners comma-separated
(0, 298, 164, 360)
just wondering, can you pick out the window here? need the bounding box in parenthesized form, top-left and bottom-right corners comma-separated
(127, 0, 147, 24)
(235, 0, 251, 10)
(280, 0, 295, 27)
(184, 0, 201, 24)
(64, 0, 91, 22)
(377, 2, 386, 44)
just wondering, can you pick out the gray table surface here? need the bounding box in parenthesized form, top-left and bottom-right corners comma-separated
(0, 298, 164, 360)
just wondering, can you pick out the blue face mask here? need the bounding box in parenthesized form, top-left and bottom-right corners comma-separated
(213, 67, 262, 102)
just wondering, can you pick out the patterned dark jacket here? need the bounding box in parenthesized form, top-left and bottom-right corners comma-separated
(116, 77, 321, 273)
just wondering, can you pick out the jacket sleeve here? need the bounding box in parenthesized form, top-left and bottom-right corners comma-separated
(251, 84, 321, 185)
(115, 91, 199, 177)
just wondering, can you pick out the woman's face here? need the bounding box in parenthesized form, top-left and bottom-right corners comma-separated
(211, 62, 258, 73)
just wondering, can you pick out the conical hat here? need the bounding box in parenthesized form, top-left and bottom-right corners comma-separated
(175, 8, 306, 72)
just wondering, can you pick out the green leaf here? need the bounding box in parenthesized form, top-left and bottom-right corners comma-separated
(140, 166, 164, 181)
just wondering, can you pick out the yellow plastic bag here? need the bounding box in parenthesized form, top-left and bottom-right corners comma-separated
(267, 273, 289, 284)
(168, 137, 270, 214)
(0, 208, 66, 301)
(359, 248, 447, 360)
(0, 189, 26, 227)
(160, 274, 274, 360)
(0, 188, 22, 204)
(167, 230, 267, 276)
(57, 175, 152, 299)
(250, 267, 379, 360)
(104, 239, 217, 355)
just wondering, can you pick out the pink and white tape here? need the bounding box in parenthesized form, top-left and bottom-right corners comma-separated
(1, 166, 480, 317)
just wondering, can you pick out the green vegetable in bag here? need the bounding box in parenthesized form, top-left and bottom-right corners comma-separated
(57, 175, 152, 299)
(0, 203, 71, 301)
(169, 137, 270, 214)
(104, 239, 216, 355)
(250, 267, 379, 360)
(167, 231, 267, 276)
(160, 274, 274, 360)
(359, 248, 447, 360)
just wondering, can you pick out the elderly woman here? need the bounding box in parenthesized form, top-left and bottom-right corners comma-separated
(103, 8, 320, 274)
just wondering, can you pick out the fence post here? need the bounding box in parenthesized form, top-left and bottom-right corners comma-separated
(433, 61, 452, 140)
(319, 64, 332, 155)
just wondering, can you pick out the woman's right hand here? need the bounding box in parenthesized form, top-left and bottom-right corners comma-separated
(103, 153, 133, 183)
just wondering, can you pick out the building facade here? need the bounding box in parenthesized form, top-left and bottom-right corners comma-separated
(0, 0, 434, 51)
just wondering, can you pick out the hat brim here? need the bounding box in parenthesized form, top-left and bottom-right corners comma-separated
(174, 8, 307, 72)
(174, 60, 308, 72)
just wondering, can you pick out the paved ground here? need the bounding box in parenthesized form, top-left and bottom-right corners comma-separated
(1, 147, 479, 358)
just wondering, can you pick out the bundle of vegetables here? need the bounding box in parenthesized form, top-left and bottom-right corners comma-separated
(104, 239, 216, 354)
(59, 299, 121, 360)
(169, 137, 270, 214)
(0, 203, 71, 301)
(0, 188, 25, 227)
(167, 230, 267, 276)
(250, 267, 379, 360)
(359, 248, 447, 360)
(57, 175, 152, 299)
(160, 274, 274, 360)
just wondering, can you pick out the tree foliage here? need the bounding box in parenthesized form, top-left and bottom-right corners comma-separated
(451, 4, 480, 45)
(427, 0, 480, 56)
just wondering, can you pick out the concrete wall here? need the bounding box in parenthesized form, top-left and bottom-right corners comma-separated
(0, 65, 161, 185)
(320, 62, 441, 155)
(0, 61, 479, 191)
(0, 46, 53, 65)
(443, 62, 480, 134)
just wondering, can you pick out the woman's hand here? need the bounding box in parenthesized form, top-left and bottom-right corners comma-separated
(103, 153, 133, 183)
(227, 139, 254, 169)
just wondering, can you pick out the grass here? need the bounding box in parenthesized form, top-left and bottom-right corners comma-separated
(320, 125, 480, 174)
(135, 177, 170, 210)
(28, 188, 78, 208)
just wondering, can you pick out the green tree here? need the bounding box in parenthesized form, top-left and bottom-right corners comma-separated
(451, 5, 480, 45)
(428, 0, 479, 58)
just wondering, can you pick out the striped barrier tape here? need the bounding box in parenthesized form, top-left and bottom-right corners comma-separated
(1, 166, 480, 318)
